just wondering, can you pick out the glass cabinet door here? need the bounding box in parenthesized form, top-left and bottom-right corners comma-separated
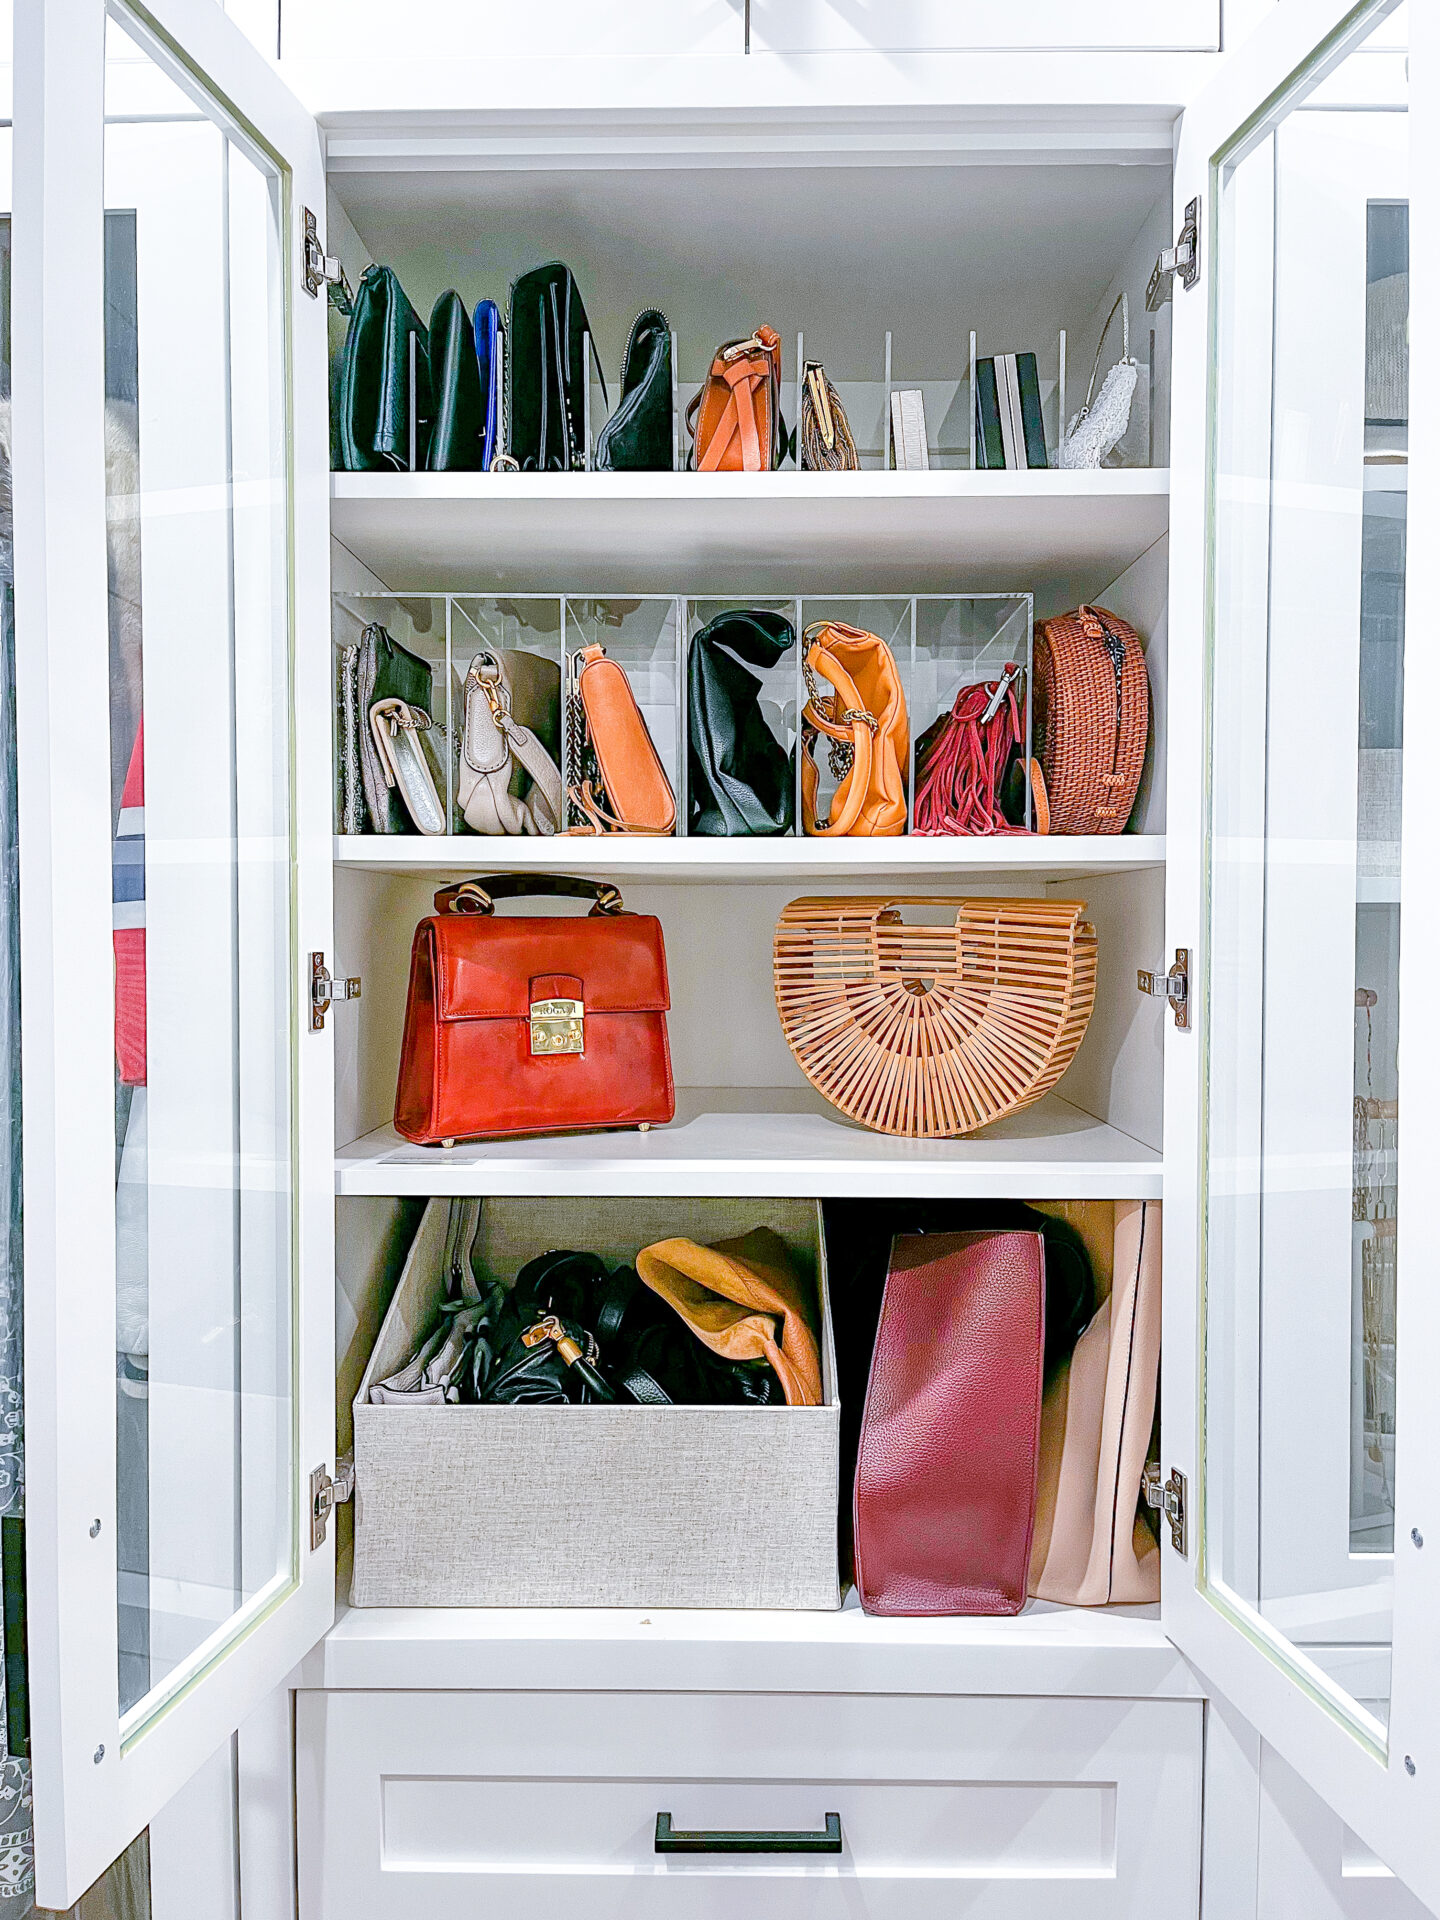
(1165, 0, 1440, 1903)
(13, 0, 333, 1905)
(1204, 0, 1409, 1740)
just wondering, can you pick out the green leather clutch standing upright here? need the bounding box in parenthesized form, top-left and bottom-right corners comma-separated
(425, 289, 487, 472)
(336, 264, 433, 471)
(596, 308, 673, 471)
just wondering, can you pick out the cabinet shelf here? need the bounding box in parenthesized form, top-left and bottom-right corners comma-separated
(316, 1585, 1194, 1701)
(333, 832, 1165, 884)
(329, 467, 1169, 604)
(335, 1088, 1160, 1198)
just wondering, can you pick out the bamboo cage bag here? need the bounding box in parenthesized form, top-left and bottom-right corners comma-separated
(774, 896, 1098, 1139)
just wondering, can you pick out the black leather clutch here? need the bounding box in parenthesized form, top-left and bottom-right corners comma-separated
(596, 308, 673, 471)
(507, 262, 605, 472)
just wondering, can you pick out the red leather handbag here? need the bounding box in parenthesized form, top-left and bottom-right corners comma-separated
(854, 1230, 1045, 1616)
(393, 874, 674, 1145)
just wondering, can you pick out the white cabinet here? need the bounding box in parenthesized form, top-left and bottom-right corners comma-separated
(9, 0, 1439, 1914)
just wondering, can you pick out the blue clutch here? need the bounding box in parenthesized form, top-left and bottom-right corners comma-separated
(473, 298, 503, 470)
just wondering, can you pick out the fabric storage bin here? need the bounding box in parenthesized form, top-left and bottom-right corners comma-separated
(351, 1196, 840, 1609)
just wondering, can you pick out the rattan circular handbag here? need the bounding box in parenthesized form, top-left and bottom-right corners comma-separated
(774, 895, 1097, 1138)
(1033, 605, 1149, 835)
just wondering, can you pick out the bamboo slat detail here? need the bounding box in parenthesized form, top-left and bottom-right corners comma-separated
(773, 895, 1097, 1138)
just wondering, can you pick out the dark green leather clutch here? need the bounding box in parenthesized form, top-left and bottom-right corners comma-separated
(425, 288, 488, 471)
(335, 264, 432, 471)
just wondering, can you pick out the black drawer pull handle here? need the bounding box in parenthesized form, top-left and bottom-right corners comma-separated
(654, 1811, 842, 1855)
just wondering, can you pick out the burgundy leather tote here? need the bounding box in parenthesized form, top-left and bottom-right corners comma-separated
(853, 1230, 1045, 1616)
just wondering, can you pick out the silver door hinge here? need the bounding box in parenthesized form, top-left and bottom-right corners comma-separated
(1147, 196, 1201, 310)
(302, 207, 354, 315)
(311, 953, 361, 1031)
(310, 1454, 355, 1551)
(1144, 1463, 1188, 1557)
(1138, 948, 1189, 1030)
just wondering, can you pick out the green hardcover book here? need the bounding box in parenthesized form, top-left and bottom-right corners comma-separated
(1015, 350, 1049, 468)
(975, 357, 1005, 470)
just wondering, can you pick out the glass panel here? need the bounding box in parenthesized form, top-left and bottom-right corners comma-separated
(1205, 0, 1408, 1741)
(104, 2, 295, 1729)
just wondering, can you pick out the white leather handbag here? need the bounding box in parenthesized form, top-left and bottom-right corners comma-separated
(457, 648, 563, 835)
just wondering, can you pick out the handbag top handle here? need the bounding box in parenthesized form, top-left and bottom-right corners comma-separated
(1077, 290, 1134, 421)
(435, 873, 626, 917)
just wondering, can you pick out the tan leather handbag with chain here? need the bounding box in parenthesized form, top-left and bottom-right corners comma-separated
(800, 622, 909, 836)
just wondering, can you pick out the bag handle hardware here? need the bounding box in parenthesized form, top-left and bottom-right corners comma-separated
(438, 873, 625, 917)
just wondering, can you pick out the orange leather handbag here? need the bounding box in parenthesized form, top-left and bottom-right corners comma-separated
(800, 622, 909, 836)
(565, 644, 676, 835)
(687, 327, 783, 471)
(393, 874, 674, 1146)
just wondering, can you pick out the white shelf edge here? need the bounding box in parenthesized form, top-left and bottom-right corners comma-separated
(333, 833, 1166, 881)
(313, 1583, 1197, 1701)
(330, 468, 1171, 503)
(335, 1090, 1161, 1199)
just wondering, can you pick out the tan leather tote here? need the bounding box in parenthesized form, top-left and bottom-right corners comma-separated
(1028, 1199, 1162, 1606)
(800, 622, 909, 836)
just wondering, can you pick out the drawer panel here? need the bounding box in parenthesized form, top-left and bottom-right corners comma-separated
(383, 1774, 1113, 1873)
(298, 1689, 1202, 1919)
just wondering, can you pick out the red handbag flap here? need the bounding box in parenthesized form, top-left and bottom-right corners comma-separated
(426, 913, 670, 1020)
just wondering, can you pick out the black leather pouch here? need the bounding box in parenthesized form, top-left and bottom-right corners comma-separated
(336, 264, 432, 471)
(507, 262, 605, 471)
(596, 308, 673, 471)
(687, 609, 797, 836)
(426, 288, 487, 471)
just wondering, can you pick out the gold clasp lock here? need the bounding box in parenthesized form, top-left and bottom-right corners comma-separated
(530, 996, 585, 1056)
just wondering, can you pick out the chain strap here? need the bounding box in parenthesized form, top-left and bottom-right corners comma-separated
(802, 654, 878, 782)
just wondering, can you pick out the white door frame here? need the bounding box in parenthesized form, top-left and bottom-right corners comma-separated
(11, 0, 333, 1903)
(1163, 0, 1440, 1906)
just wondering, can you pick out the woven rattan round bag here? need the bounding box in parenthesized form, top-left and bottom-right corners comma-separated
(774, 895, 1097, 1138)
(1033, 604, 1149, 834)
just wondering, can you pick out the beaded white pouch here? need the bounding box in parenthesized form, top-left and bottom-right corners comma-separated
(1059, 292, 1139, 471)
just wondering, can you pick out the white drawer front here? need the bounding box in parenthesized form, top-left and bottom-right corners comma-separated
(298, 1689, 1201, 1919)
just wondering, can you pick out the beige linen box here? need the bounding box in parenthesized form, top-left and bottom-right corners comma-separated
(351, 1196, 841, 1609)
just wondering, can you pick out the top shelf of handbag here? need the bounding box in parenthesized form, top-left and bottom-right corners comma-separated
(326, 153, 1172, 486)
